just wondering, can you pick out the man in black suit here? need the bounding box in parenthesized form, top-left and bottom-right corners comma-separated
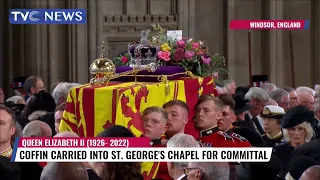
(312, 98, 320, 139)
(241, 87, 269, 135)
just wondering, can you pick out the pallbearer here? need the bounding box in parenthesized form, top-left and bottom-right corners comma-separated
(217, 89, 252, 180)
(141, 106, 172, 180)
(195, 95, 237, 147)
(217, 94, 251, 147)
(162, 100, 189, 140)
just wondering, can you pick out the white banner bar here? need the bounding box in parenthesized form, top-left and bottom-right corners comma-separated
(13, 147, 273, 162)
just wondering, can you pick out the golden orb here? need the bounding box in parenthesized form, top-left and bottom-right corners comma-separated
(89, 58, 116, 76)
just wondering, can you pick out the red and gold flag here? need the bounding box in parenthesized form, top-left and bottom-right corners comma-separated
(59, 77, 214, 179)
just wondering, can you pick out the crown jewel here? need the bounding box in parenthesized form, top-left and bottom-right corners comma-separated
(128, 29, 159, 69)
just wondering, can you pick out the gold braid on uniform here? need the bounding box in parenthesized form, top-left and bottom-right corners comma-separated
(0, 146, 13, 158)
(266, 131, 282, 140)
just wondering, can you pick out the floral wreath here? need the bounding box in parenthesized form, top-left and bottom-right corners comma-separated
(114, 24, 228, 83)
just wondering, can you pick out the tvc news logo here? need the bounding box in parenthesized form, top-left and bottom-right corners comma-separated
(9, 9, 86, 24)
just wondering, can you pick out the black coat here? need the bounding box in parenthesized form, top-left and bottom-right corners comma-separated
(273, 143, 295, 178)
(262, 130, 284, 147)
(310, 117, 320, 140)
(233, 114, 264, 135)
(17, 162, 42, 180)
(39, 112, 57, 136)
(291, 139, 320, 161)
(87, 169, 102, 180)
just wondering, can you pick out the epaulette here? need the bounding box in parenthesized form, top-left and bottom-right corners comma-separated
(217, 131, 234, 141)
(232, 133, 248, 142)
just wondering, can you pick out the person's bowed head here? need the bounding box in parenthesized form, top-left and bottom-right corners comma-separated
(185, 167, 203, 180)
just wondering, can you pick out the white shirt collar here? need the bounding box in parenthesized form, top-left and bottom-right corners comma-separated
(177, 174, 186, 180)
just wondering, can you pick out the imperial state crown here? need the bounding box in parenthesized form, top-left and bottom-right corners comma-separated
(128, 29, 159, 68)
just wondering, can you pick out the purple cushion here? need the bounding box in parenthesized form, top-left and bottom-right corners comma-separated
(113, 66, 186, 82)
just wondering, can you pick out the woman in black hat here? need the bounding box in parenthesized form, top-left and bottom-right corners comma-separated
(273, 105, 315, 178)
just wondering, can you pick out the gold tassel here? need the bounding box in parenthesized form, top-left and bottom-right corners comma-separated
(158, 75, 170, 96)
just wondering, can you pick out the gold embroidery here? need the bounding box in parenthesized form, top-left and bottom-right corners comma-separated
(266, 131, 282, 140)
(0, 147, 12, 158)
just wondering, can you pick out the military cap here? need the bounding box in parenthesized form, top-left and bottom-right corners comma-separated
(261, 105, 285, 119)
(282, 105, 314, 129)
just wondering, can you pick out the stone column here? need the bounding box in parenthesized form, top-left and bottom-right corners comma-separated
(24, 0, 46, 78)
(68, 0, 89, 84)
(4, 0, 26, 95)
(268, 0, 285, 86)
(47, 0, 68, 88)
(194, 0, 224, 55)
(0, 0, 5, 88)
(311, 0, 320, 85)
(282, 0, 312, 87)
(178, 0, 195, 38)
(87, 0, 98, 69)
(227, 0, 263, 86)
(226, 0, 237, 83)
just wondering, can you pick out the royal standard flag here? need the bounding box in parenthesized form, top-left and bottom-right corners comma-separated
(59, 77, 215, 179)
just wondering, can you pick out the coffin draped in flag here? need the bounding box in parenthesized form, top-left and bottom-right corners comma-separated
(59, 77, 215, 179)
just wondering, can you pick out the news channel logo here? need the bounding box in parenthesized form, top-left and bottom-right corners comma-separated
(9, 9, 86, 24)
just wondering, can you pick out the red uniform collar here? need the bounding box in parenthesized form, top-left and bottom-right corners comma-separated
(39, 162, 47, 167)
(200, 126, 219, 137)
